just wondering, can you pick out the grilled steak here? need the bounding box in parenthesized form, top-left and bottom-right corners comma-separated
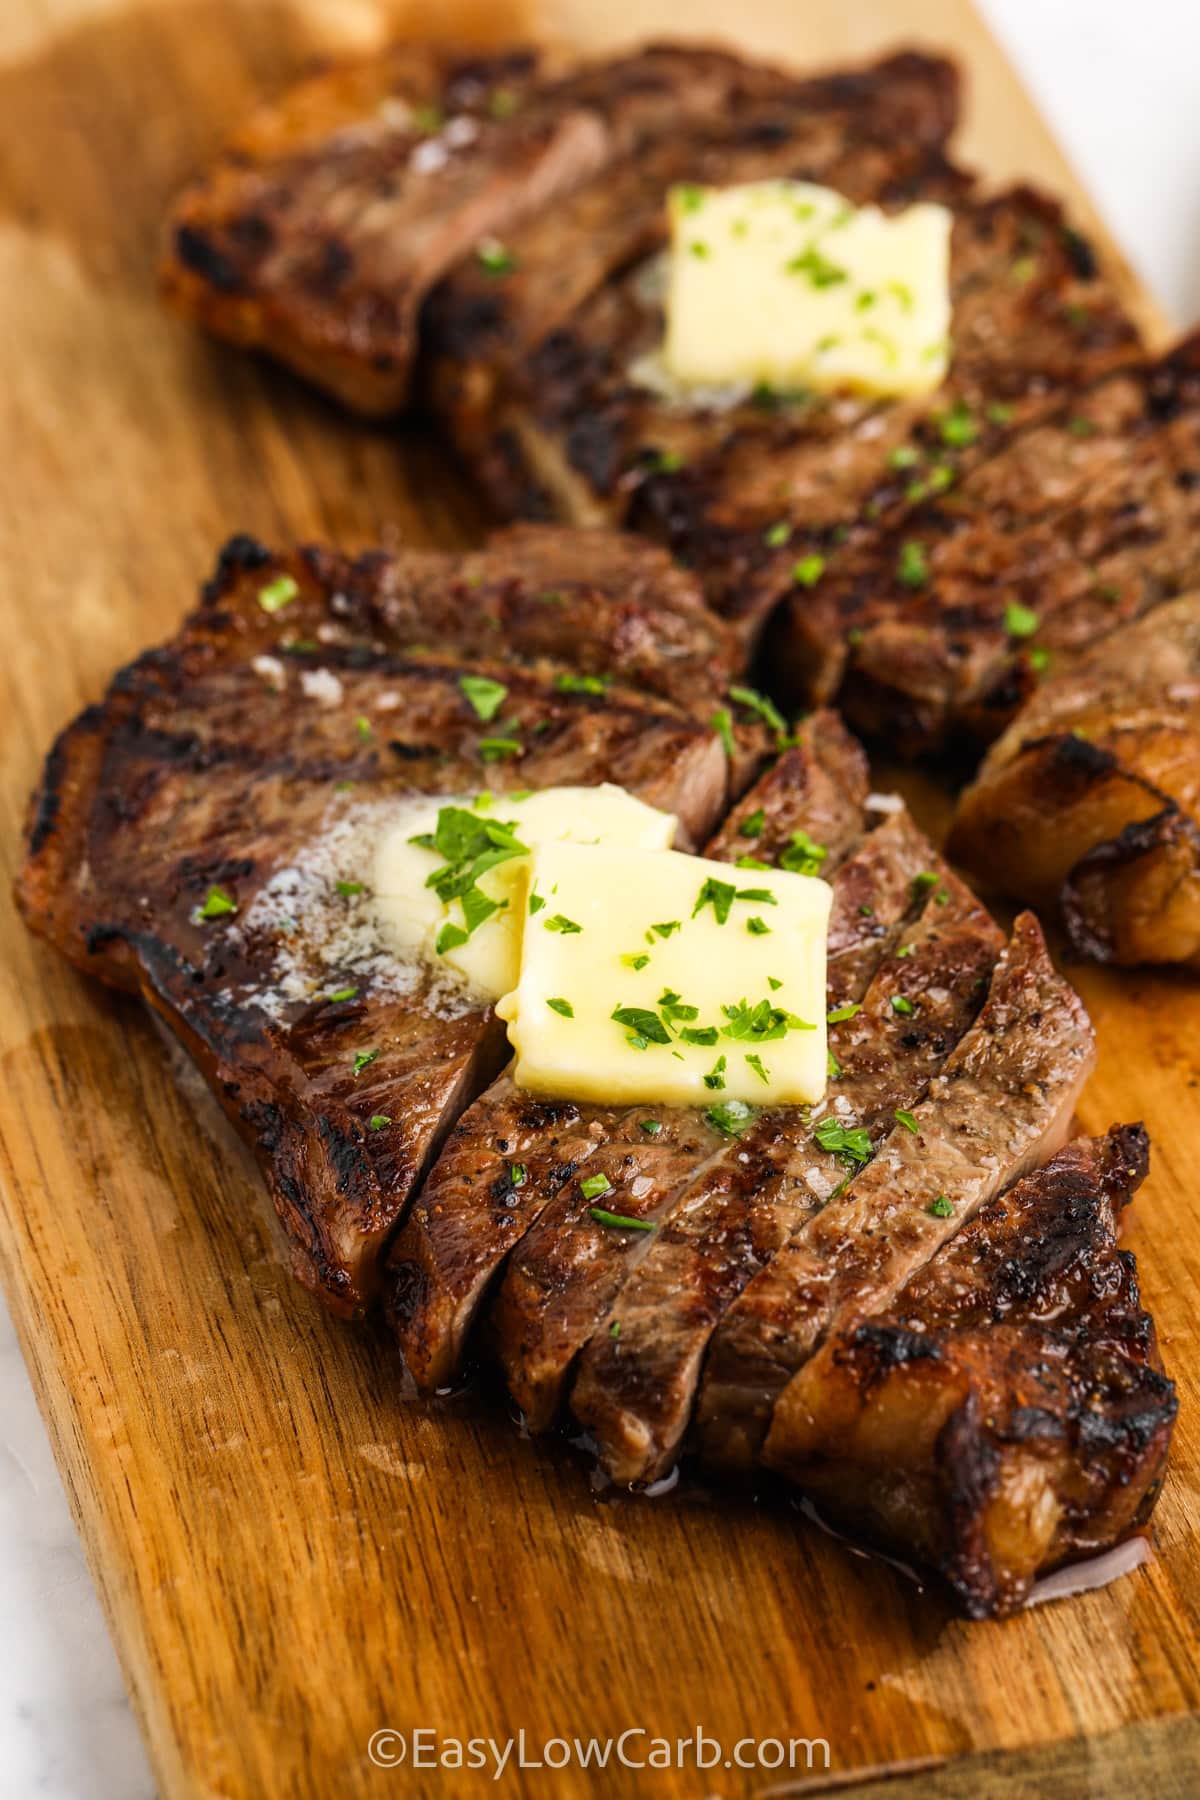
(768, 334, 1200, 754)
(764, 1126, 1176, 1616)
(441, 182, 1136, 579)
(163, 42, 940, 413)
(947, 590, 1200, 965)
(15, 531, 728, 1315)
(569, 863, 1002, 1484)
(695, 912, 1095, 1473)
(386, 709, 869, 1401)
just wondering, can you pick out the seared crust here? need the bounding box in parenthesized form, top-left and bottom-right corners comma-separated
(767, 336, 1200, 754)
(764, 1127, 1176, 1616)
(15, 531, 728, 1314)
(947, 590, 1200, 965)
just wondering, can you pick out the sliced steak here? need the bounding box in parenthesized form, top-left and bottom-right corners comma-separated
(487, 807, 934, 1431)
(947, 590, 1200, 965)
(387, 714, 869, 1405)
(569, 865, 1003, 1484)
(696, 911, 1095, 1472)
(15, 536, 726, 1315)
(770, 334, 1200, 754)
(165, 43, 945, 412)
(429, 58, 967, 519)
(764, 1126, 1176, 1616)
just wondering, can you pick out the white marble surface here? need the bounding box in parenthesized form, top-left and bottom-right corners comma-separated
(2, 6, 1199, 1796)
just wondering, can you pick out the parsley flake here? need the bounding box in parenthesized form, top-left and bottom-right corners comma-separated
(458, 674, 508, 722)
(196, 885, 237, 922)
(257, 574, 299, 614)
(546, 997, 574, 1018)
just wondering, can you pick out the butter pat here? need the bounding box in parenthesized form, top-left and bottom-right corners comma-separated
(373, 785, 677, 999)
(662, 179, 952, 398)
(497, 842, 830, 1108)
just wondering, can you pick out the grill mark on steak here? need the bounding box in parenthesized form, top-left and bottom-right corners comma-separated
(764, 1127, 1176, 1616)
(948, 589, 1200, 965)
(386, 715, 869, 1403)
(486, 807, 933, 1432)
(15, 536, 729, 1315)
(770, 335, 1200, 755)
(569, 867, 1003, 1484)
(697, 911, 1096, 1473)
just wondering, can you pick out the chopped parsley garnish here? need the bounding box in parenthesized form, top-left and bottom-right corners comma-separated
(257, 574, 299, 614)
(764, 521, 792, 549)
(424, 806, 528, 906)
(937, 401, 977, 448)
(196, 884, 237, 921)
(335, 880, 364, 898)
(680, 1025, 719, 1046)
(745, 1053, 770, 1085)
(734, 888, 777, 905)
(722, 997, 813, 1042)
(326, 986, 359, 1003)
(546, 997, 574, 1018)
(544, 913, 582, 935)
(435, 920, 468, 955)
(813, 1117, 873, 1164)
(746, 916, 771, 936)
(646, 448, 684, 474)
(786, 245, 848, 288)
(355, 715, 373, 742)
(729, 684, 788, 740)
(651, 920, 681, 939)
(889, 444, 920, 469)
(735, 854, 770, 871)
(827, 1002, 861, 1024)
(703, 1054, 728, 1090)
(675, 183, 705, 212)
(767, 976, 783, 991)
(891, 995, 915, 1016)
(929, 1194, 954, 1217)
(458, 673, 508, 721)
(609, 1319, 621, 1337)
(705, 1099, 756, 1138)
(639, 1119, 663, 1135)
(622, 952, 651, 971)
(1004, 599, 1040, 638)
(740, 808, 765, 838)
(779, 829, 828, 877)
(509, 1163, 528, 1188)
(368, 1114, 392, 1130)
(827, 1049, 842, 1080)
(711, 706, 735, 757)
(478, 736, 522, 762)
(580, 1173, 612, 1202)
(897, 541, 929, 588)
(985, 401, 1014, 425)
(352, 1048, 380, 1076)
(792, 553, 826, 588)
(476, 239, 515, 276)
(611, 1005, 672, 1045)
(528, 892, 546, 915)
(555, 671, 609, 695)
(589, 1205, 655, 1231)
(894, 1109, 919, 1134)
(912, 870, 940, 894)
(693, 876, 737, 924)
(1029, 646, 1052, 674)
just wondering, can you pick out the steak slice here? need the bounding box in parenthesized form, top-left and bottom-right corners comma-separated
(569, 865, 1003, 1484)
(696, 911, 1095, 1473)
(429, 56, 967, 520)
(947, 590, 1200, 965)
(485, 806, 938, 1431)
(164, 42, 921, 413)
(386, 711, 867, 1400)
(770, 334, 1200, 754)
(764, 1126, 1177, 1616)
(16, 536, 726, 1316)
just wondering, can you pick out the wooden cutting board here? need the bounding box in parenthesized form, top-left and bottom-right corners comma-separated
(1, 2, 1197, 1794)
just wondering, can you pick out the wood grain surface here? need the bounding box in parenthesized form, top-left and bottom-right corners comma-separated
(0, 2, 1197, 1796)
